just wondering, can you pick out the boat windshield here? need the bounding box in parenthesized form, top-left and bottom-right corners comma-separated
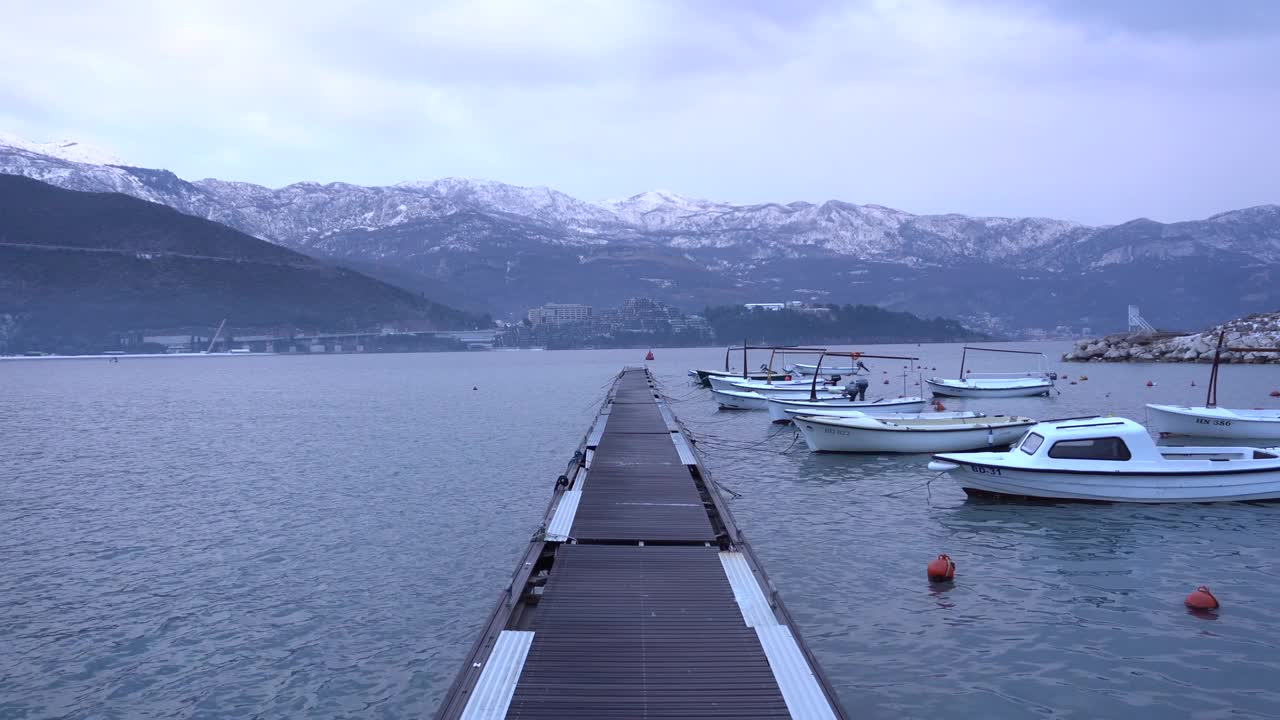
(1020, 432, 1044, 455)
(1047, 437, 1132, 461)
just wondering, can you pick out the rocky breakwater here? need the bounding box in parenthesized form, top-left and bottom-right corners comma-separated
(1063, 312, 1280, 363)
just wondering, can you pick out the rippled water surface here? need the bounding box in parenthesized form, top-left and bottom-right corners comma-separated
(3, 344, 1280, 718)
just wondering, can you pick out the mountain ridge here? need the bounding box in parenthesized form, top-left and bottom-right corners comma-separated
(2, 134, 1277, 332)
(0, 175, 489, 353)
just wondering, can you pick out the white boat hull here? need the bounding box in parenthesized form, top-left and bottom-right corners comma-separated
(708, 375, 812, 392)
(926, 378, 1053, 398)
(713, 388, 846, 410)
(790, 363, 855, 376)
(766, 397, 927, 422)
(1146, 404, 1280, 441)
(942, 461, 1280, 503)
(795, 418, 1032, 453)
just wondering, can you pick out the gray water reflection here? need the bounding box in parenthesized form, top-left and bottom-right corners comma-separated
(1, 344, 1277, 718)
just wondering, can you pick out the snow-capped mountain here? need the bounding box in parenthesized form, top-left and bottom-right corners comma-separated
(1, 134, 1277, 332)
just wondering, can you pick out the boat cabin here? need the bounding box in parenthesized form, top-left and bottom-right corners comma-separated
(1012, 417, 1279, 464)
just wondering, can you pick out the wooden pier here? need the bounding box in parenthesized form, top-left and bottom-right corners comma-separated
(435, 367, 845, 719)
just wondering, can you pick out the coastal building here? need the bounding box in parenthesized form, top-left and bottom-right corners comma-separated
(527, 303, 593, 326)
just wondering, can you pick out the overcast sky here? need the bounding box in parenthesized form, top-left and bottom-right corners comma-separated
(2, 0, 1277, 224)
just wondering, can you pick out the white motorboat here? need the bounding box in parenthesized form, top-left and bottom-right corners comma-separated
(1145, 331, 1280, 440)
(1146, 405, 1280, 441)
(789, 362, 855, 376)
(927, 346, 1056, 398)
(795, 413, 1036, 453)
(707, 375, 818, 392)
(928, 417, 1280, 502)
(784, 408, 980, 422)
(693, 345, 829, 387)
(693, 368, 782, 386)
(767, 396, 928, 422)
(926, 376, 1054, 398)
(712, 387, 847, 410)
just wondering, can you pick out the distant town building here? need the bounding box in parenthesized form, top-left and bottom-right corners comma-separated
(744, 303, 787, 311)
(528, 303, 593, 325)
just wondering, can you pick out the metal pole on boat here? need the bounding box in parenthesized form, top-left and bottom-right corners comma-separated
(809, 352, 823, 401)
(1207, 331, 1225, 407)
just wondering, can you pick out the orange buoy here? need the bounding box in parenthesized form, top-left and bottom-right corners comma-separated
(645, 350, 654, 361)
(1185, 585, 1219, 610)
(927, 554, 955, 582)
(1070, 381, 1078, 385)
(933, 400, 946, 411)
(883, 379, 890, 384)
(1146, 380, 1154, 387)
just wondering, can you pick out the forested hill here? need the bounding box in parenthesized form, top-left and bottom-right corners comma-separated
(704, 304, 985, 345)
(0, 175, 489, 353)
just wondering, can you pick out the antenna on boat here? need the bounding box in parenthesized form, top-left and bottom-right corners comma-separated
(205, 319, 227, 354)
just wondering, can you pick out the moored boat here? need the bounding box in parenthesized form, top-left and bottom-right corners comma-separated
(1146, 405, 1280, 441)
(694, 368, 786, 386)
(925, 376, 1054, 398)
(784, 408, 980, 422)
(691, 345, 828, 387)
(707, 375, 817, 392)
(789, 362, 856, 376)
(928, 416, 1280, 502)
(927, 346, 1056, 398)
(767, 396, 928, 422)
(1146, 331, 1280, 440)
(795, 413, 1035, 453)
(711, 387, 847, 410)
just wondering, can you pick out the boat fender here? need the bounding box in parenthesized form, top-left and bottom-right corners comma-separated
(927, 460, 959, 472)
(1185, 585, 1219, 611)
(927, 554, 956, 582)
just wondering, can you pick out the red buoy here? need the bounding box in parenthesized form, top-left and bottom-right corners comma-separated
(927, 554, 955, 582)
(933, 400, 946, 411)
(883, 379, 890, 384)
(1270, 390, 1280, 398)
(645, 350, 654, 361)
(1185, 585, 1219, 610)
(1146, 380, 1155, 387)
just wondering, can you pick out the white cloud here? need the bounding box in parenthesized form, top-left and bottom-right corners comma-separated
(0, 0, 1276, 223)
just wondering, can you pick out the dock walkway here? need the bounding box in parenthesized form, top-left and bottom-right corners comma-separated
(436, 367, 845, 719)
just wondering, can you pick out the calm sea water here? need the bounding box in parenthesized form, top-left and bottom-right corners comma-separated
(3, 344, 1279, 719)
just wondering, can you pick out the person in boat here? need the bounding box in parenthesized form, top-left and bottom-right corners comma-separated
(846, 360, 871, 400)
